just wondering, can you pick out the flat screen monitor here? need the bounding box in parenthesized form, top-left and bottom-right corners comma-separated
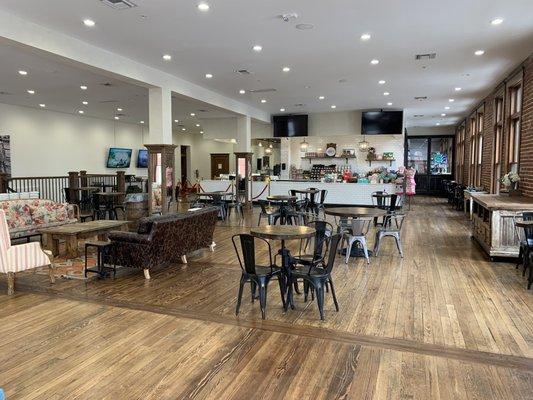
(137, 149, 148, 168)
(361, 111, 403, 135)
(273, 114, 308, 137)
(106, 148, 132, 168)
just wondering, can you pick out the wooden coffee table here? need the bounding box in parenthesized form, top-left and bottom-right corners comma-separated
(40, 220, 129, 258)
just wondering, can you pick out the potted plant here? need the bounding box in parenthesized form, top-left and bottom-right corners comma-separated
(500, 171, 521, 196)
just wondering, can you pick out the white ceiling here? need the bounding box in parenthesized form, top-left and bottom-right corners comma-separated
(0, 42, 237, 132)
(0, 0, 532, 128)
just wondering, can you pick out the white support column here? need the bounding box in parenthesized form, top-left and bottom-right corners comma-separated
(148, 87, 173, 144)
(280, 138, 291, 179)
(235, 116, 252, 152)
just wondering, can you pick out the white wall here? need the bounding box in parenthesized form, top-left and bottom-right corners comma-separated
(0, 102, 147, 176)
(407, 126, 455, 136)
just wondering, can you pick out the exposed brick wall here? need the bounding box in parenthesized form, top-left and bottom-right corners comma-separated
(519, 56, 533, 196)
(456, 52, 533, 196)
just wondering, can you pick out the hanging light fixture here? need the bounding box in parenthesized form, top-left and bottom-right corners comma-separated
(300, 138, 309, 151)
(265, 147, 272, 154)
(269, 143, 273, 149)
(358, 135, 369, 152)
(258, 142, 263, 147)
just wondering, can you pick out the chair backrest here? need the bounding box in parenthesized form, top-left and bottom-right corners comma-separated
(349, 217, 373, 236)
(515, 212, 533, 243)
(372, 191, 388, 207)
(318, 189, 328, 205)
(323, 234, 342, 274)
(388, 194, 398, 211)
(0, 210, 11, 253)
(232, 234, 273, 275)
(305, 220, 333, 259)
(382, 213, 406, 232)
(63, 187, 72, 203)
(259, 200, 271, 213)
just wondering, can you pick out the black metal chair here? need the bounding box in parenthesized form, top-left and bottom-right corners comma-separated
(314, 189, 328, 216)
(232, 234, 286, 319)
(514, 212, 533, 287)
(91, 193, 114, 220)
(289, 234, 342, 320)
(293, 220, 333, 267)
(257, 200, 281, 226)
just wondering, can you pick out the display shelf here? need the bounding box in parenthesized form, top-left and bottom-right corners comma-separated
(366, 158, 395, 166)
(301, 155, 357, 162)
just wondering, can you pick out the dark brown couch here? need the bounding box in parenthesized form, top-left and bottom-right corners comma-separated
(108, 207, 218, 279)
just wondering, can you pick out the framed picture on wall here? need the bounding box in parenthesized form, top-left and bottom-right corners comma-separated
(0, 135, 11, 175)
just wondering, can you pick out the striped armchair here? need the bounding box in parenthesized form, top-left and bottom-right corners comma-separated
(0, 210, 55, 295)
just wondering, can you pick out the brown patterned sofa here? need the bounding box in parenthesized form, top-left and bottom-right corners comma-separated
(108, 207, 218, 279)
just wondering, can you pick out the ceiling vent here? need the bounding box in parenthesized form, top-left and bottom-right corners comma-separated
(414, 96, 428, 101)
(0, 91, 13, 95)
(100, 0, 137, 10)
(413, 114, 424, 117)
(100, 82, 114, 87)
(197, 109, 208, 113)
(98, 99, 119, 104)
(415, 53, 436, 60)
(293, 103, 306, 107)
(249, 88, 277, 93)
(234, 69, 253, 75)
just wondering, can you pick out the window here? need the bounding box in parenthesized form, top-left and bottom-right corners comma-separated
(507, 85, 522, 168)
(469, 117, 476, 186)
(456, 125, 465, 183)
(492, 97, 503, 192)
(476, 112, 483, 187)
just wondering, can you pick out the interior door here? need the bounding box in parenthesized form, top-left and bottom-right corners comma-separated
(180, 146, 188, 185)
(210, 154, 229, 179)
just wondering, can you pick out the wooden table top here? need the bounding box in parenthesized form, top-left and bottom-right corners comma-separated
(39, 220, 129, 235)
(250, 225, 315, 240)
(267, 195, 297, 202)
(470, 193, 533, 211)
(515, 220, 533, 228)
(74, 186, 100, 191)
(325, 207, 388, 217)
(96, 192, 126, 197)
(292, 189, 319, 194)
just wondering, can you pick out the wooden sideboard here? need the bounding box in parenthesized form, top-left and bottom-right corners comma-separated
(470, 193, 533, 259)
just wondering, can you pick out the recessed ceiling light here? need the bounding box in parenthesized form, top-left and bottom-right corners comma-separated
(454, 87, 462, 91)
(162, 54, 172, 61)
(383, 92, 390, 96)
(39, 104, 46, 108)
(491, 17, 504, 25)
(182, 128, 186, 131)
(80, 85, 87, 90)
(114, 116, 120, 120)
(260, 99, 267, 103)
(200, 130, 204, 134)
(190, 113, 196, 116)
(253, 45, 263, 52)
(78, 110, 84, 114)
(280, 108, 285, 112)
(441, 113, 447, 116)
(197, 3, 210, 11)
(444, 106, 450, 110)
(378, 80, 386, 85)
(282, 66, 291, 72)
(370, 59, 380, 65)
(196, 123, 200, 127)
(360, 33, 371, 41)
(205, 73, 213, 79)
(449, 98, 455, 102)
(174, 119, 179, 123)
(117, 107, 123, 111)
(239, 89, 246, 94)
(474, 50, 485, 56)
(140, 121, 145, 124)
(436, 122, 441, 126)
(295, 23, 314, 30)
(27, 90, 35, 94)
(82, 101, 88, 105)
(83, 19, 95, 27)
(318, 96, 325, 100)
(18, 70, 27, 76)
(331, 105, 336, 109)
(387, 102, 393, 106)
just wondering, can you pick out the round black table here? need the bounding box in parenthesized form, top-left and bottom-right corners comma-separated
(267, 195, 297, 224)
(250, 225, 315, 309)
(325, 207, 388, 258)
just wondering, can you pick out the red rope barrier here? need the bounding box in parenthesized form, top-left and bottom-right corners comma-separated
(252, 183, 270, 200)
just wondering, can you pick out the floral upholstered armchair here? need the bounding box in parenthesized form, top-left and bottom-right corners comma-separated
(0, 210, 55, 295)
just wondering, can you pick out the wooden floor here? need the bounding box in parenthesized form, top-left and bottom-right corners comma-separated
(1, 197, 532, 399)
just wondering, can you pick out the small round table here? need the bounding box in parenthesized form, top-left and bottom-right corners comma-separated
(267, 195, 297, 224)
(325, 207, 388, 258)
(292, 189, 320, 214)
(250, 225, 315, 309)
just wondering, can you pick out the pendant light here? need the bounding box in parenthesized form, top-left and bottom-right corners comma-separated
(300, 138, 309, 151)
(358, 135, 369, 152)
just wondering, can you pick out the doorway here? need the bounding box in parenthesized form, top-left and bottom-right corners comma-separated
(180, 146, 188, 185)
(210, 153, 230, 179)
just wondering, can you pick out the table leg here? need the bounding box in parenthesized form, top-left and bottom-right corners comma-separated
(279, 240, 294, 310)
(97, 233, 108, 241)
(43, 233, 59, 256)
(65, 235, 79, 258)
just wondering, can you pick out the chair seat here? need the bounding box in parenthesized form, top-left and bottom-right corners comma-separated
(245, 265, 282, 277)
(292, 254, 323, 265)
(291, 265, 328, 278)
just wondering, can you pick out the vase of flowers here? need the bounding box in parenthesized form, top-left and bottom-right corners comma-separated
(500, 172, 521, 196)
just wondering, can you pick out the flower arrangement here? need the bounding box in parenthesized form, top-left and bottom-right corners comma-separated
(500, 171, 520, 188)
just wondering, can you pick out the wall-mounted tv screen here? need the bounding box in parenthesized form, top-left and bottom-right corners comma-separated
(361, 111, 403, 135)
(137, 149, 148, 168)
(273, 114, 308, 137)
(106, 148, 132, 168)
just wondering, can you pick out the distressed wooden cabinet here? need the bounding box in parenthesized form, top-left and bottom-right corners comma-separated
(470, 193, 533, 259)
